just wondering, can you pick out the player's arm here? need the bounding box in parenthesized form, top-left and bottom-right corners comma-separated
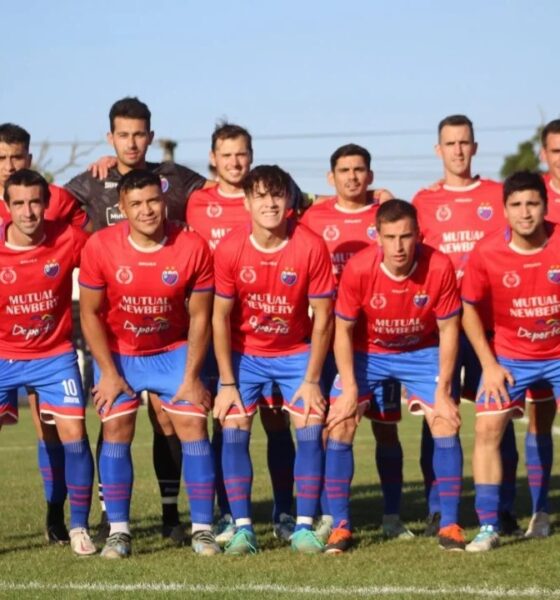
(172, 290, 212, 409)
(462, 301, 513, 408)
(79, 286, 134, 413)
(212, 295, 246, 423)
(434, 314, 461, 428)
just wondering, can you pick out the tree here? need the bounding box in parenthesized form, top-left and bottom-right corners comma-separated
(500, 127, 542, 179)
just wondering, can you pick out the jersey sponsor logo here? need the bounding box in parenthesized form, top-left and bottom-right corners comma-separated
(162, 267, 179, 286)
(413, 290, 429, 307)
(366, 224, 377, 240)
(477, 203, 493, 221)
(502, 271, 521, 288)
(159, 176, 170, 193)
(280, 268, 297, 286)
(116, 266, 134, 285)
(547, 265, 560, 284)
(44, 260, 60, 278)
(369, 293, 387, 309)
(106, 203, 127, 226)
(104, 181, 118, 189)
(323, 225, 340, 242)
(240, 266, 257, 284)
(206, 202, 223, 218)
(436, 205, 452, 222)
(123, 316, 170, 337)
(12, 314, 55, 340)
(0, 267, 17, 284)
(248, 314, 290, 335)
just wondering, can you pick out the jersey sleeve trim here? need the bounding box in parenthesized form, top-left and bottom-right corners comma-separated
(460, 297, 479, 306)
(191, 286, 214, 293)
(78, 281, 106, 291)
(215, 290, 235, 299)
(435, 307, 461, 320)
(335, 311, 357, 322)
(309, 291, 334, 299)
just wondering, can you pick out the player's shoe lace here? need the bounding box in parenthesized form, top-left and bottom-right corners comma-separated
(525, 511, 550, 538)
(465, 525, 500, 553)
(437, 523, 465, 551)
(214, 513, 236, 546)
(273, 513, 296, 542)
(100, 532, 132, 559)
(291, 528, 325, 554)
(382, 514, 415, 540)
(191, 529, 221, 555)
(224, 528, 258, 555)
(69, 527, 96, 556)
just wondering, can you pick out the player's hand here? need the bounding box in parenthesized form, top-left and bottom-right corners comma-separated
(87, 155, 117, 179)
(479, 362, 515, 410)
(326, 384, 360, 431)
(432, 386, 461, 430)
(213, 385, 246, 424)
(372, 188, 394, 204)
(172, 377, 211, 411)
(92, 372, 134, 416)
(290, 381, 326, 426)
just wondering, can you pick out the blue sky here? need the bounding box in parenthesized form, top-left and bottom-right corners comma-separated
(2, 0, 556, 198)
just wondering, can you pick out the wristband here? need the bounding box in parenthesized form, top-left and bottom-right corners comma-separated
(304, 379, 320, 385)
(221, 382, 237, 387)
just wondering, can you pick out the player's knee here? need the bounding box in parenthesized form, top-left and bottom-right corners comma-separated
(54, 417, 87, 443)
(474, 414, 507, 447)
(371, 422, 399, 445)
(102, 413, 136, 442)
(328, 419, 356, 444)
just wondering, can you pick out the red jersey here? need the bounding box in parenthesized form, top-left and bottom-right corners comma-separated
(300, 197, 379, 284)
(214, 222, 334, 356)
(79, 221, 213, 356)
(0, 221, 87, 359)
(186, 186, 248, 251)
(412, 178, 504, 283)
(543, 174, 560, 224)
(0, 184, 88, 229)
(336, 244, 460, 354)
(461, 223, 560, 360)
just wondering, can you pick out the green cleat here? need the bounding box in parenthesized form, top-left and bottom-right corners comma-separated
(291, 528, 324, 554)
(224, 528, 258, 555)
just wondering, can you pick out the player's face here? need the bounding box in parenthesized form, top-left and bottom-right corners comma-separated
(244, 182, 290, 233)
(541, 132, 560, 185)
(210, 136, 252, 189)
(119, 184, 165, 242)
(6, 184, 46, 240)
(328, 155, 373, 203)
(436, 125, 477, 179)
(378, 217, 419, 276)
(504, 189, 547, 243)
(0, 143, 32, 189)
(108, 118, 153, 171)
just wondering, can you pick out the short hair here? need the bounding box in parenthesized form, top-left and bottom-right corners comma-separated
(4, 169, 50, 205)
(330, 143, 371, 171)
(375, 199, 418, 230)
(109, 97, 151, 132)
(117, 169, 161, 197)
(541, 119, 560, 147)
(438, 114, 475, 142)
(243, 165, 291, 199)
(211, 121, 253, 153)
(503, 171, 547, 206)
(0, 123, 31, 151)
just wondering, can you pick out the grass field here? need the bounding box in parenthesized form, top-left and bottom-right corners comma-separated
(1, 403, 560, 599)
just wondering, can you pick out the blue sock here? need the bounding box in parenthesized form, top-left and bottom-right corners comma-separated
(475, 483, 500, 528)
(63, 438, 93, 529)
(499, 420, 518, 514)
(211, 426, 231, 516)
(324, 438, 353, 531)
(526, 432, 553, 513)
(222, 428, 253, 531)
(420, 419, 440, 514)
(38, 441, 67, 504)
(293, 425, 324, 532)
(433, 435, 463, 527)
(376, 442, 403, 515)
(266, 428, 295, 522)
(99, 442, 133, 524)
(182, 439, 215, 526)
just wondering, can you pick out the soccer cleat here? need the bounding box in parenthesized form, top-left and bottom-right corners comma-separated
(191, 530, 221, 556)
(69, 527, 96, 556)
(437, 523, 466, 551)
(525, 511, 550, 539)
(100, 532, 132, 559)
(224, 528, 258, 555)
(45, 523, 70, 545)
(291, 528, 325, 554)
(324, 527, 353, 555)
(93, 512, 110, 545)
(499, 511, 523, 537)
(424, 512, 441, 537)
(162, 522, 187, 547)
(465, 525, 500, 553)
(214, 514, 236, 547)
(273, 513, 296, 542)
(382, 514, 415, 540)
(314, 514, 334, 544)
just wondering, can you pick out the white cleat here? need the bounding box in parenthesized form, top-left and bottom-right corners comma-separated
(466, 525, 500, 553)
(525, 512, 550, 539)
(69, 527, 96, 556)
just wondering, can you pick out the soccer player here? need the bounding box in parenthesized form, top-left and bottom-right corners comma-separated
(540, 119, 560, 223)
(326, 199, 464, 553)
(462, 171, 559, 551)
(212, 165, 334, 555)
(0, 169, 95, 556)
(79, 169, 217, 558)
(187, 123, 297, 544)
(301, 144, 412, 541)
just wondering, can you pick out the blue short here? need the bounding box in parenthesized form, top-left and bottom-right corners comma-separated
(0, 351, 85, 425)
(476, 356, 560, 418)
(93, 344, 208, 421)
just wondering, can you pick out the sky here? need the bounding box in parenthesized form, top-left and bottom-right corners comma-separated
(1, 0, 557, 199)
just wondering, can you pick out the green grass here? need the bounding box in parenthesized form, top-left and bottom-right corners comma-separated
(1, 403, 560, 599)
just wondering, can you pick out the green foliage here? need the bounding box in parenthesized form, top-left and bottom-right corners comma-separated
(500, 127, 542, 179)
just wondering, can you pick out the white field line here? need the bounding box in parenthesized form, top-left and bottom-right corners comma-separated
(0, 581, 558, 597)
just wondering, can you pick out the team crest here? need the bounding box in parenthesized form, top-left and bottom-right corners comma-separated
(547, 265, 560, 284)
(0, 267, 16, 284)
(435, 205, 452, 222)
(44, 260, 60, 278)
(162, 267, 179, 286)
(240, 266, 257, 284)
(477, 203, 493, 221)
(323, 225, 340, 242)
(281, 268, 297, 286)
(369, 293, 387, 309)
(413, 290, 429, 307)
(159, 176, 170, 193)
(116, 266, 133, 285)
(502, 271, 520, 288)
(366, 224, 378, 240)
(206, 202, 223, 218)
